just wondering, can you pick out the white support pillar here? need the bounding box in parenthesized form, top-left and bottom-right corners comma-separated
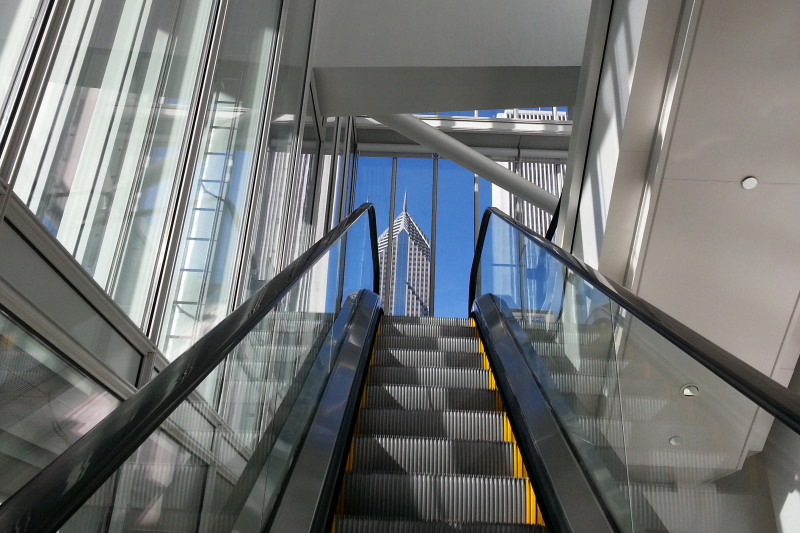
(372, 113, 560, 214)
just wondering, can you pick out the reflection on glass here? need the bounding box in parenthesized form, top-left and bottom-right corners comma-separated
(61, 430, 207, 533)
(474, 213, 800, 532)
(64, 212, 375, 530)
(161, 0, 282, 357)
(13, 0, 215, 326)
(0, 1, 40, 116)
(0, 309, 118, 502)
(241, 0, 316, 307)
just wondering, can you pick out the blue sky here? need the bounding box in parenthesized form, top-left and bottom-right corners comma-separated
(351, 155, 494, 317)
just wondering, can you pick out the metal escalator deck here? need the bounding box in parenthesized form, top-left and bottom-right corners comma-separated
(332, 316, 546, 532)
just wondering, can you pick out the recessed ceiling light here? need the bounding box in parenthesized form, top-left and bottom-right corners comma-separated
(669, 436, 683, 446)
(741, 176, 758, 190)
(681, 384, 699, 397)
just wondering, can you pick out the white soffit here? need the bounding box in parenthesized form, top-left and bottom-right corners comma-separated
(635, 0, 800, 385)
(312, 0, 592, 115)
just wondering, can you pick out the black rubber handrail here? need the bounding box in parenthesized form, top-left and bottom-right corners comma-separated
(472, 294, 623, 533)
(469, 206, 800, 436)
(0, 203, 380, 533)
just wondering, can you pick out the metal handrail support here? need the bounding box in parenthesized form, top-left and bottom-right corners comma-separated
(0, 203, 380, 533)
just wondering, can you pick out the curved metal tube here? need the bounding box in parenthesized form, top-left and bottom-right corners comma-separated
(470, 206, 800, 436)
(0, 203, 381, 533)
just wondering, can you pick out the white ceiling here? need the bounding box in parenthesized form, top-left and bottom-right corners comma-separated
(311, 0, 591, 115)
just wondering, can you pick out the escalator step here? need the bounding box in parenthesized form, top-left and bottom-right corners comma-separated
(383, 316, 472, 327)
(358, 409, 507, 440)
(368, 367, 492, 389)
(340, 473, 531, 523)
(380, 322, 476, 338)
(363, 385, 500, 411)
(374, 349, 485, 369)
(351, 436, 519, 476)
(333, 517, 546, 532)
(378, 336, 480, 352)
(529, 342, 612, 360)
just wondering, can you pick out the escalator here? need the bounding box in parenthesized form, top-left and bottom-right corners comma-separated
(332, 315, 544, 531)
(1, 203, 800, 533)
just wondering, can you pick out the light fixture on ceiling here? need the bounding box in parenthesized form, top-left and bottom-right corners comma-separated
(741, 176, 758, 190)
(681, 384, 699, 397)
(669, 436, 683, 446)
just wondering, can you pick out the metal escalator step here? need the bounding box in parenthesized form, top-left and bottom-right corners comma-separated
(368, 367, 492, 389)
(358, 409, 506, 440)
(333, 516, 546, 532)
(552, 373, 668, 397)
(530, 342, 612, 360)
(383, 316, 472, 327)
(363, 385, 500, 411)
(380, 322, 477, 338)
(351, 436, 519, 476)
(378, 335, 480, 352)
(374, 349, 485, 369)
(341, 472, 531, 523)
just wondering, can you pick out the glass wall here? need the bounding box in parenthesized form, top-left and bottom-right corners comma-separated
(0, 1, 41, 118)
(5, 0, 329, 360)
(240, 0, 317, 305)
(354, 151, 566, 317)
(160, 0, 283, 357)
(434, 160, 475, 317)
(0, 308, 119, 502)
(390, 157, 433, 316)
(12, 0, 216, 326)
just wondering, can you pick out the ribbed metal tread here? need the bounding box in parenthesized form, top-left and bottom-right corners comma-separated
(363, 385, 500, 411)
(380, 322, 477, 338)
(378, 335, 481, 352)
(551, 373, 669, 397)
(529, 342, 613, 360)
(351, 436, 520, 476)
(341, 473, 531, 523)
(374, 349, 486, 369)
(358, 409, 507, 441)
(369, 366, 493, 389)
(333, 517, 546, 532)
(383, 316, 472, 327)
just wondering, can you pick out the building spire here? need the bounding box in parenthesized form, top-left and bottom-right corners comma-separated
(403, 191, 408, 213)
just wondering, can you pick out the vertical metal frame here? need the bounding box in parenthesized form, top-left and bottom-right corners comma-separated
(429, 154, 439, 316)
(323, 117, 343, 235)
(384, 156, 399, 309)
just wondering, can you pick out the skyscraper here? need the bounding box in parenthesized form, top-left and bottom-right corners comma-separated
(377, 197, 431, 316)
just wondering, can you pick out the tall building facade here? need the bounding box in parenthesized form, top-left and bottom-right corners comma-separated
(377, 199, 431, 316)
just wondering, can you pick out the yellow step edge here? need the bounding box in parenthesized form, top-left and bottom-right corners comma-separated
(475, 319, 545, 527)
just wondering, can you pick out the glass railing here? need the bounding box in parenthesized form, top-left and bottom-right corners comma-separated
(0, 203, 379, 533)
(471, 207, 800, 533)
